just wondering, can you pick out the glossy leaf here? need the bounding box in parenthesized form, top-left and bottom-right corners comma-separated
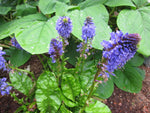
(117, 7, 150, 56)
(105, 0, 135, 7)
(16, 16, 58, 54)
(0, 14, 47, 40)
(67, 4, 111, 50)
(0, 6, 11, 15)
(36, 72, 61, 113)
(94, 78, 114, 99)
(113, 64, 143, 93)
(85, 99, 111, 113)
(134, 67, 145, 80)
(61, 73, 81, 101)
(80, 61, 97, 92)
(9, 71, 33, 95)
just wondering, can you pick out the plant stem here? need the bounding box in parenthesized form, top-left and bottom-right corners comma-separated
(37, 54, 47, 70)
(80, 68, 101, 113)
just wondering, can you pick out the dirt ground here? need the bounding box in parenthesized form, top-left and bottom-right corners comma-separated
(0, 55, 150, 113)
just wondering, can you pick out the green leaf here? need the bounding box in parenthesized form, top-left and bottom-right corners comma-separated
(78, 0, 107, 9)
(61, 73, 81, 101)
(94, 78, 114, 99)
(9, 71, 33, 95)
(113, 64, 143, 93)
(0, 13, 47, 40)
(7, 48, 31, 67)
(105, 0, 135, 7)
(134, 67, 145, 80)
(65, 37, 79, 66)
(39, 0, 68, 15)
(0, 6, 11, 15)
(80, 61, 97, 92)
(55, 2, 68, 16)
(36, 72, 61, 113)
(85, 99, 111, 113)
(58, 104, 72, 113)
(16, 16, 58, 54)
(117, 7, 150, 56)
(132, 0, 148, 7)
(67, 4, 111, 50)
(128, 53, 144, 66)
(16, 4, 37, 16)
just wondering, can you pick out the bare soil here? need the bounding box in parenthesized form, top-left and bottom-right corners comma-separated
(0, 55, 150, 113)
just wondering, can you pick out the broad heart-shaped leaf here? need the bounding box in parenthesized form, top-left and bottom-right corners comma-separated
(9, 71, 33, 96)
(117, 7, 150, 56)
(85, 99, 111, 113)
(6, 48, 31, 67)
(80, 61, 97, 92)
(39, 0, 68, 15)
(16, 16, 58, 54)
(128, 53, 144, 66)
(94, 78, 114, 99)
(67, 4, 112, 50)
(16, 4, 37, 16)
(78, 0, 107, 9)
(36, 72, 61, 113)
(105, 0, 135, 7)
(0, 6, 11, 15)
(113, 64, 143, 93)
(0, 13, 47, 40)
(132, 0, 148, 7)
(61, 73, 81, 101)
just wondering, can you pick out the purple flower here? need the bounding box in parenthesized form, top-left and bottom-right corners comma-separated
(0, 77, 12, 96)
(49, 38, 64, 63)
(56, 16, 72, 38)
(11, 37, 23, 50)
(0, 50, 7, 71)
(82, 17, 96, 42)
(101, 30, 141, 75)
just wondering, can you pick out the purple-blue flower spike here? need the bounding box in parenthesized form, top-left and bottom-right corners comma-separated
(101, 30, 141, 76)
(49, 38, 64, 63)
(56, 16, 72, 39)
(11, 37, 23, 50)
(0, 77, 12, 96)
(82, 16, 96, 43)
(0, 50, 7, 71)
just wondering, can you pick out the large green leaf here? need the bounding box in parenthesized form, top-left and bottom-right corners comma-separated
(85, 99, 111, 113)
(36, 72, 61, 113)
(58, 104, 72, 113)
(16, 16, 58, 54)
(113, 64, 143, 93)
(117, 7, 150, 56)
(132, 0, 148, 7)
(0, 6, 11, 14)
(0, 13, 47, 40)
(39, 0, 68, 15)
(94, 78, 114, 99)
(105, 0, 135, 7)
(16, 4, 37, 16)
(78, 0, 107, 9)
(9, 71, 33, 95)
(67, 4, 111, 50)
(61, 73, 81, 101)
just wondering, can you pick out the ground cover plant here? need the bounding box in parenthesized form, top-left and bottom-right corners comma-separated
(0, 0, 150, 112)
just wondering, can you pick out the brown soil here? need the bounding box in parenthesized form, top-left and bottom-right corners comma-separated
(0, 56, 150, 113)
